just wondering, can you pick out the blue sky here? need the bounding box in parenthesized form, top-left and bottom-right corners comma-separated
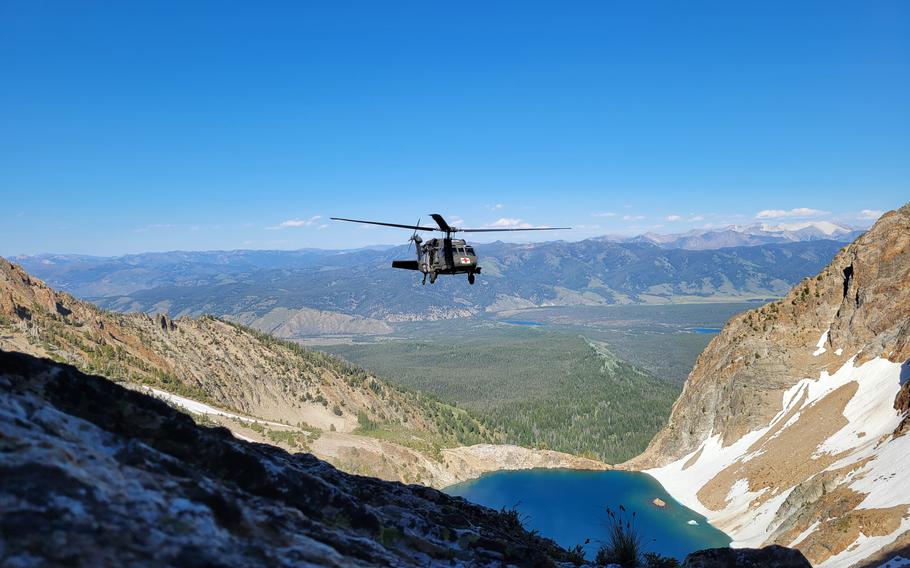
(1, 1, 908, 256)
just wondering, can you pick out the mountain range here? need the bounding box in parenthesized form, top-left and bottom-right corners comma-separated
(16, 238, 846, 332)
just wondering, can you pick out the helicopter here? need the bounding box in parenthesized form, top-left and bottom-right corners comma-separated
(331, 214, 570, 285)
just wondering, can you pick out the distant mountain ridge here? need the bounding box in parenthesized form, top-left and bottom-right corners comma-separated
(598, 221, 864, 251)
(16, 239, 846, 326)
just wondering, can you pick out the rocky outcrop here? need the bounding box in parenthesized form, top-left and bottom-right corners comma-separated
(684, 545, 812, 567)
(894, 370, 910, 437)
(0, 350, 573, 567)
(627, 203, 910, 567)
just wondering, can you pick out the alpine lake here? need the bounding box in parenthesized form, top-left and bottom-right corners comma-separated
(446, 469, 731, 561)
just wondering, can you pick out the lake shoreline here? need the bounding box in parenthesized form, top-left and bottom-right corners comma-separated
(445, 467, 732, 561)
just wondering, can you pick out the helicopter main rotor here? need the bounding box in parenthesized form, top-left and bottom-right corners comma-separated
(330, 214, 570, 237)
(331, 214, 570, 285)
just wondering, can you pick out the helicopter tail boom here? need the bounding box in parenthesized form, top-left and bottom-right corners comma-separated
(392, 260, 419, 271)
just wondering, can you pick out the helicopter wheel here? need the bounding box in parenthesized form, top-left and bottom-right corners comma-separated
(468, 272, 475, 285)
(429, 272, 437, 284)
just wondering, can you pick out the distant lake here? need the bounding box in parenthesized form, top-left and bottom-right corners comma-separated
(446, 469, 730, 561)
(503, 320, 545, 327)
(690, 327, 722, 334)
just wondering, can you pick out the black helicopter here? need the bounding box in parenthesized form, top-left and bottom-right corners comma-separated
(331, 214, 570, 285)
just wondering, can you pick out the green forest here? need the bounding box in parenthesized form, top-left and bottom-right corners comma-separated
(325, 328, 681, 464)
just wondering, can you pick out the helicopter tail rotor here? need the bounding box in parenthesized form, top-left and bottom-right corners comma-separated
(408, 219, 422, 253)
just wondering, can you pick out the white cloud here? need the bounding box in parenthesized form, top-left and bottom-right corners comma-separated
(859, 209, 884, 220)
(666, 214, 706, 222)
(488, 203, 504, 211)
(268, 215, 322, 230)
(592, 212, 617, 217)
(755, 208, 829, 219)
(490, 217, 534, 228)
(133, 223, 174, 233)
(622, 214, 646, 221)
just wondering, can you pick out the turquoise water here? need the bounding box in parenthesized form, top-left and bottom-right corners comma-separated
(446, 469, 730, 560)
(504, 320, 545, 326)
(690, 327, 722, 334)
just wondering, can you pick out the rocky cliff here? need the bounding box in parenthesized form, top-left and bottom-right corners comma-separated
(627, 204, 910, 567)
(0, 350, 575, 567)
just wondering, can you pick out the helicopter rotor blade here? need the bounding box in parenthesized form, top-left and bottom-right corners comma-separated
(330, 217, 439, 231)
(332, 216, 570, 234)
(429, 213, 452, 232)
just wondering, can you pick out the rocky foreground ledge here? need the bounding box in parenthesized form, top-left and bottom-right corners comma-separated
(0, 350, 810, 567)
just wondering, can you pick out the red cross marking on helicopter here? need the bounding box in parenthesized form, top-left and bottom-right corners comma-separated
(460, 257, 470, 264)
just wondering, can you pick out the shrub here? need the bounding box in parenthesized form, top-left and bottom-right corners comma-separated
(357, 410, 378, 431)
(596, 505, 642, 567)
(566, 544, 587, 566)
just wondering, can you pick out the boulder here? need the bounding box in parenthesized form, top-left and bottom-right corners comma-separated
(684, 545, 812, 567)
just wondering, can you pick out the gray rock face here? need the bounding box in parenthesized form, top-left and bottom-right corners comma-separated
(683, 545, 812, 568)
(0, 350, 570, 568)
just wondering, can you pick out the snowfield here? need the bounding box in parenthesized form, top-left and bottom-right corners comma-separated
(144, 387, 287, 428)
(646, 356, 910, 567)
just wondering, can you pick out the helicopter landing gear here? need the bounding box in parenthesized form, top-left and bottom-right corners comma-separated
(468, 272, 475, 285)
(422, 273, 427, 285)
(429, 272, 437, 284)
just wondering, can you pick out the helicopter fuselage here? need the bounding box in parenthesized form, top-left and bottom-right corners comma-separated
(391, 237, 480, 284)
(419, 238, 477, 275)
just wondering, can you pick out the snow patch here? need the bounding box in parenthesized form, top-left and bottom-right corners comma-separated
(145, 388, 286, 428)
(232, 432, 258, 443)
(813, 328, 829, 356)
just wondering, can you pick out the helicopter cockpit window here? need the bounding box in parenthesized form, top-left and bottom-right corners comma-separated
(465, 246, 475, 255)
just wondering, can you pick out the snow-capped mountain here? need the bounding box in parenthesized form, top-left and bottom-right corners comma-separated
(600, 222, 865, 250)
